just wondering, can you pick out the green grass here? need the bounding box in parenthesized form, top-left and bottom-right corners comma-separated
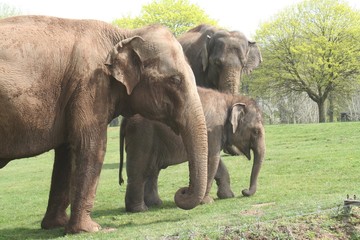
(0, 122, 359, 239)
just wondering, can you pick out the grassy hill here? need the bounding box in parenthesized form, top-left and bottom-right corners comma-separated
(0, 122, 359, 239)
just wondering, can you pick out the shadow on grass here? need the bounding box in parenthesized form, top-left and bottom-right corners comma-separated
(101, 163, 119, 170)
(0, 201, 192, 239)
(92, 200, 187, 226)
(92, 200, 178, 218)
(100, 215, 188, 231)
(0, 226, 65, 239)
(149, 200, 178, 210)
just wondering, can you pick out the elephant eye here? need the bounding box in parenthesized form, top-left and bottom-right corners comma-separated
(214, 59, 222, 67)
(209, 58, 222, 67)
(169, 75, 182, 86)
(253, 128, 261, 137)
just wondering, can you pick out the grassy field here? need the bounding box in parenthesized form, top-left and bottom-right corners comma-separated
(0, 122, 359, 239)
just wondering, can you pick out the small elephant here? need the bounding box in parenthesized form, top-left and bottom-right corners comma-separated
(178, 24, 262, 94)
(0, 16, 209, 233)
(119, 87, 265, 212)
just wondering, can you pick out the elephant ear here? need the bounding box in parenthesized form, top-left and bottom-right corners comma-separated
(200, 34, 211, 72)
(230, 103, 246, 134)
(105, 36, 145, 95)
(243, 41, 262, 74)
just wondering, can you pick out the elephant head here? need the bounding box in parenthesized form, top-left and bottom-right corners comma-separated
(178, 25, 262, 94)
(105, 26, 208, 210)
(225, 101, 265, 196)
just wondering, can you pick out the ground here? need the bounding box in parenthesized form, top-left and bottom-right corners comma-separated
(218, 206, 360, 240)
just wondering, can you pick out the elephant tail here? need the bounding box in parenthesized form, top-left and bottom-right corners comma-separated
(119, 117, 127, 186)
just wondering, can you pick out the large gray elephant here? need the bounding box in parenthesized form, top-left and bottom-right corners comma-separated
(0, 16, 209, 234)
(178, 24, 262, 94)
(119, 87, 265, 212)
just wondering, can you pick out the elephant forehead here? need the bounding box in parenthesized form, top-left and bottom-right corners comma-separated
(146, 27, 181, 52)
(158, 60, 197, 86)
(211, 39, 244, 60)
(144, 34, 195, 83)
(158, 46, 191, 73)
(161, 40, 185, 61)
(226, 38, 247, 54)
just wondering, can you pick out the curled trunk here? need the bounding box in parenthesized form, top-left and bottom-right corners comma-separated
(174, 101, 208, 209)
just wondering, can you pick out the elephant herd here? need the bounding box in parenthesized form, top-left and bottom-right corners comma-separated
(0, 15, 264, 234)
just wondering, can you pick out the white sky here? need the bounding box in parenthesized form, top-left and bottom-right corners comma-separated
(2, 0, 360, 40)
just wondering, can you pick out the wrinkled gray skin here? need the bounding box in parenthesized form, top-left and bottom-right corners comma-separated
(119, 87, 265, 212)
(178, 24, 262, 94)
(0, 16, 209, 233)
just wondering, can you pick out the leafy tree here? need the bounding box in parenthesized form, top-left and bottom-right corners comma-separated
(112, 0, 218, 36)
(249, 0, 360, 123)
(0, 3, 21, 19)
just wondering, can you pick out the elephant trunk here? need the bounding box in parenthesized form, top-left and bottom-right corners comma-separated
(242, 134, 265, 197)
(174, 99, 208, 210)
(218, 66, 241, 94)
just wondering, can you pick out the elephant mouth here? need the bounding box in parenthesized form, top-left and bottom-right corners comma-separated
(224, 145, 241, 156)
(224, 145, 251, 160)
(242, 67, 252, 75)
(162, 119, 181, 135)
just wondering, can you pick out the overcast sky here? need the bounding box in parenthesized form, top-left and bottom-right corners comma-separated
(2, 0, 360, 39)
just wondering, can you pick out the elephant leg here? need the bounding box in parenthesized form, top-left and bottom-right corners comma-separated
(41, 144, 71, 229)
(124, 142, 153, 212)
(125, 177, 148, 212)
(144, 170, 162, 207)
(215, 159, 235, 199)
(65, 130, 106, 233)
(201, 155, 220, 204)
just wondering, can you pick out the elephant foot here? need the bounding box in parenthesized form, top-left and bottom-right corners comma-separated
(144, 197, 163, 207)
(65, 217, 101, 234)
(126, 202, 148, 213)
(200, 195, 214, 204)
(41, 212, 69, 229)
(217, 189, 235, 199)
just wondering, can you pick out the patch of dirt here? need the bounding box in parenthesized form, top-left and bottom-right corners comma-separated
(252, 202, 276, 208)
(101, 227, 117, 233)
(219, 207, 360, 240)
(239, 202, 276, 217)
(240, 209, 264, 217)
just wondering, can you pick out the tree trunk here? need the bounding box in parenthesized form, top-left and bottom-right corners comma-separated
(328, 93, 334, 122)
(317, 99, 326, 123)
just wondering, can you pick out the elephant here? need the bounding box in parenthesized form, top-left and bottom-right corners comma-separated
(178, 24, 262, 94)
(0, 16, 209, 234)
(119, 87, 265, 212)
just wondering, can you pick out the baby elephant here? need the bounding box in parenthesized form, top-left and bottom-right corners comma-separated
(119, 87, 265, 212)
